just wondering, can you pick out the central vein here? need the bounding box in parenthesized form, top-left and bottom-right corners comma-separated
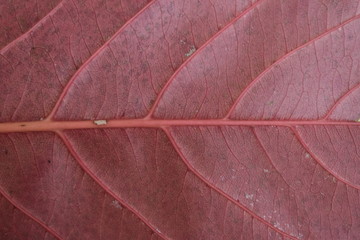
(0, 119, 359, 133)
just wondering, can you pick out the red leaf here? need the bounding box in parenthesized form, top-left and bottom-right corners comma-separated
(1, 0, 360, 239)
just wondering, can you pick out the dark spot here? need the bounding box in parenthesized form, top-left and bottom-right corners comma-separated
(48, 160, 51, 163)
(20, 124, 26, 127)
(4, 149, 8, 155)
(140, 62, 147, 71)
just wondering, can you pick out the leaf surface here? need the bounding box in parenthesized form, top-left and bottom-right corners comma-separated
(1, 0, 360, 239)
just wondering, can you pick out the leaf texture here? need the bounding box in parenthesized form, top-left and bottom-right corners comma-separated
(1, 0, 360, 239)
(0, 0, 61, 49)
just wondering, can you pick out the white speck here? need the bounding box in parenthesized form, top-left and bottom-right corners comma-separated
(305, 153, 310, 159)
(299, 233, 304, 239)
(249, 203, 254, 207)
(220, 176, 225, 181)
(231, 168, 236, 172)
(263, 169, 269, 173)
(111, 200, 122, 209)
(40, 118, 44, 120)
(179, 39, 186, 45)
(185, 45, 196, 57)
(231, 175, 236, 179)
(94, 120, 107, 125)
(274, 222, 283, 231)
(156, 228, 161, 233)
(332, 177, 336, 183)
(245, 193, 254, 200)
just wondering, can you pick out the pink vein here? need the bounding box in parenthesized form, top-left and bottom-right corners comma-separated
(162, 127, 297, 240)
(0, 187, 63, 240)
(46, 0, 157, 120)
(290, 126, 360, 190)
(322, 81, 360, 120)
(145, 0, 265, 118)
(223, 13, 360, 119)
(56, 130, 168, 240)
(1, 119, 360, 133)
(0, 1, 64, 53)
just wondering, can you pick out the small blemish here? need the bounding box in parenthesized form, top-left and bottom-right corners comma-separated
(356, 118, 360, 122)
(20, 124, 26, 127)
(305, 153, 310, 159)
(111, 200, 122, 209)
(185, 45, 196, 57)
(4, 149, 8, 155)
(245, 193, 254, 200)
(263, 169, 269, 173)
(93, 120, 107, 126)
(274, 222, 282, 229)
(48, 160, 51, 163)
